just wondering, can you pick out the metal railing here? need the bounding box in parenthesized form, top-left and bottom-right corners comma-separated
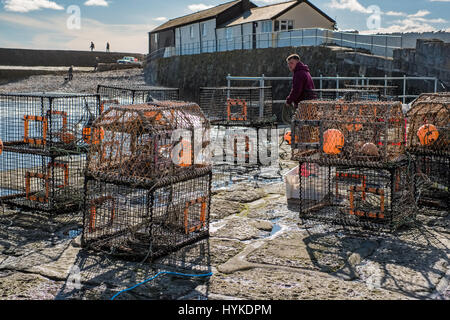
(148, 28, 403, 62)
(226, 74, 440, 104)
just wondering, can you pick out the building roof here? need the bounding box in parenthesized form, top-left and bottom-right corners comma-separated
(152, 0, 243, 33)
(223, 0, 335, 27)
(224, 1, 297, 26)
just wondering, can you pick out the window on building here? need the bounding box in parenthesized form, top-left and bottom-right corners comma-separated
(226, 27, 233, 40)
(201, 23, 207, 37)
(274, 20, 294, 31)
(190, 25, 195, 39)
(154, 33, 158, 44)
(261, 21, 272, 33)
(288, 20, 294, 30)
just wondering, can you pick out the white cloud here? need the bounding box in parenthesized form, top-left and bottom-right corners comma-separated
(385, 11, 407, 17)
(2, 0, 64, 12)
(429, 0, 450, 2)
(153, 17, 168, 22)
(187, 4, 214, 12)
(328, 0, 371, 14)
(408, 10, 430, 18)
(361, 14, 447, 34)
(84, 0, 108, 6)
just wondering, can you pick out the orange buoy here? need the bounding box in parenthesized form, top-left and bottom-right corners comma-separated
(172, 139, 192, 167)
(323, 129, 344, 155)
(284, 131, 292, 145)
(0, 138, 3, 156)
(59, 130, 76, 144)
(417, 124, 439, 146)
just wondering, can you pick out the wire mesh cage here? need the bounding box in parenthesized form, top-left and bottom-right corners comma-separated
(414, 154, 449, 209)
(406, 92, 449, 155)
(210, 124, 278, 167)
(82, 100, 212, 260)
(306, 89, 382, 101)
(86, 101, 211, 184)
(199, 87, 275, 125)
(0, 93, 100, 152)
(291, 100, 406, 165)
(0, 150, 86, 212)
(97, 85, 180, 112)
(344, 84, 398, 100)
(297, 160, 416, 231)
(82, 172, 211, 262)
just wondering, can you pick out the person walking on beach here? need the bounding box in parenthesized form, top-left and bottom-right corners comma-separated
(283, 54, 316, 124)
(106, 42, 110, 52)
(90, 41, 95, 52)
(68, 65, 73, 81)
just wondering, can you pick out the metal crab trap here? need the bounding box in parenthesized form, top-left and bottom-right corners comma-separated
(406, 92, 449, 209)
(291, 100, 406, 166)
(0, 92, 101, 213)
(199, 86, 275, 126)
(291, 99, 415, 231)
(297, 159, 416, 231)
(97, 84, 180, 113)
(306, 88, 382, 101)
(0, 92, 101, 152)
(0, 150, 86, 212)
(200, 87, 278, 187)
(82, 101, 213, 261)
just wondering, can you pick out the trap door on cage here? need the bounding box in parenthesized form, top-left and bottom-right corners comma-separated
(24, 155, 50, 203)
(334, 167, 389, 220)
(0, 152, 45, 200)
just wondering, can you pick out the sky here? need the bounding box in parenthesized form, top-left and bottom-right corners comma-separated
(0, 0, 449, 53)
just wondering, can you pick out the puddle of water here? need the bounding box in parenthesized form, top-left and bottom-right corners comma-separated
(269, 218, 282, 237)
(68, 228, 82, 239)
(0, 188, 20, 197)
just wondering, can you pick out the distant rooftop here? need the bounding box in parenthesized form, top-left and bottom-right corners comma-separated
(152, 0, 244, 32)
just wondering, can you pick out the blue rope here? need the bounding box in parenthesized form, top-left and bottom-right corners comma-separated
(110, 271, 213, 300)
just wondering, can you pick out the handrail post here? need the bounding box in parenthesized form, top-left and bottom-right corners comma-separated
(336, 73, 339, 99)
(384, 74, 387, 96)
(259, 74, 265, 118)
(227, 74, 231, 100)
(385, 36, 388, 58)
(434, 77, 438, 93)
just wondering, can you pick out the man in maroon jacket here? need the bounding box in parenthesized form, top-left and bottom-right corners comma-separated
(283, 54, 316, 124)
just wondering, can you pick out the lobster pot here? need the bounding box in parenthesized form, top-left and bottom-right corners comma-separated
(406, 93, 449, 155)
(199, 87, 274, 125)
(307, 89, 381, 101)
(414, 154, 449, 209)
(292, 100, 406, 165)
(0, 150, 86, 212)
(0, 93, 100, 152)
(97, 85, 180, 111)
(87, 101, 211, 182)
(82, 172, 212, 261)
(298, 160, 416, 231)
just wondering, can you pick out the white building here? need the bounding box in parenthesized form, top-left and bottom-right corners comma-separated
(149, 0, 336, 57)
